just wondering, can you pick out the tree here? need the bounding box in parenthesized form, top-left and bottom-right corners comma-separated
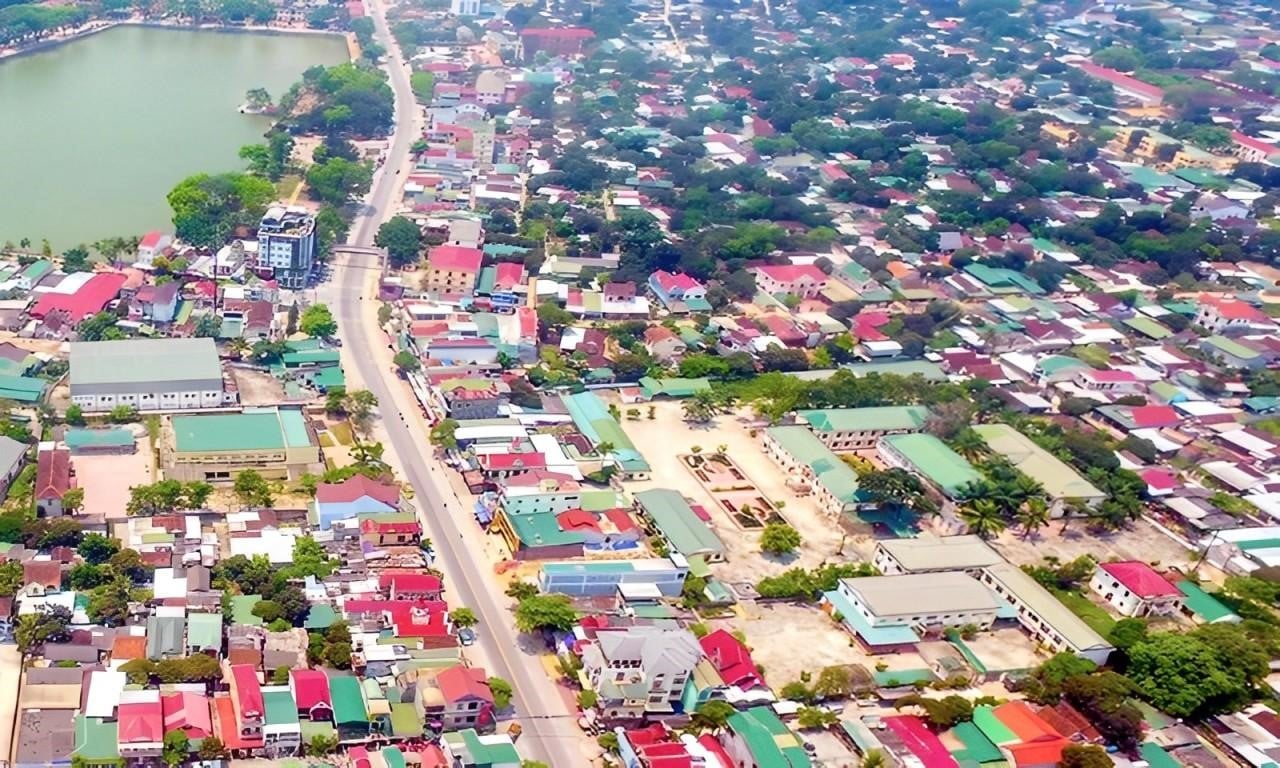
(959, 499, 1005, 540)
(393, 351, 421, 373)
(64, 404, 84, 426)
(760, 523, 802, 556)
(895, 694, 973, 728)
(306, 157, 373, 207)
(196, 736, 228, 761)
(451, 607, 478, 629)
(812, 666, 855, 701)
(232, 470, 273, 508)
(306, 734, 339, 757)
(324, 642, 352, 669)
(505, 581, 538, 601)
(62, 244, 91, 273)
(193, 313, 222, 338)
(299, 303, 337, 337)
(1108, 618, 1148, 652)
(375, 215, 422, 269)
(61, 487, 85, 516)
(76, 532, 118, 565)
(1015, 498, 1050, 539)
(430, 418, 460, 450)
(168, 172, 275, 248)
(410, 70, 435, 102)
(15, 606, 71, 653)
(862, 750, 887, 768)
(77, 311, 123, 341)
(536, 301, 574, 330)
(688, 700, 736, 732)
(578, 689, 598, 709)
(1059, 745, 1113, 768)
(514, 594, 577, 633)
(797, 706, 839, 730)
(488, 676, 513, 709)
(1127, 627, 1266, 717)
(0, 560, 23, 597)
(162, 729, 190, 767)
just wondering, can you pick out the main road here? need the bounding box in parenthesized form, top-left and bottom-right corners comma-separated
(333, 1, 585, 766)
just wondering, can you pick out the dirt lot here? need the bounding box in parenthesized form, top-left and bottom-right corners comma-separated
(713, 602, 859, 691)
(988, 518, 1197, 573)
(74, 439, 153, 523)
(617, 400, 872, 583)
(232, 367, 288, 406)
(960, 627, 1044, 673)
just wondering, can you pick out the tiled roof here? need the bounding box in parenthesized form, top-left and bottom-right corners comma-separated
(1098, 561, 1181, 599)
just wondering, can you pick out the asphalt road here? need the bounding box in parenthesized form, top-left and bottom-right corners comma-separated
(333, 2, 584, 764)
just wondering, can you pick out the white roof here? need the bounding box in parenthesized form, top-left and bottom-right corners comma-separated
(84, 670, 128, 718)
(1219, 429, 1279, 459)
(1174, 400, 1239, 417)
(152, 568, 187, 600)
(228, 528, 298, 564)
(1201, 460, 1270, 492)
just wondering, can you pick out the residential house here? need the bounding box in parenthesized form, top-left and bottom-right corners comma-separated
(648, 270, 710, 313)
(752, 265, 827, 299)
(313, 475, 400, 531)
(228, 664, 265, 744)
(1089, 562, 1183, 618)
(581, 626, 702, 721)
(262, 688, 302, 756)
(440, 729, 523, 768)
(162, 691, 213, 743)
(1195, 297, 1270, 335)
(700, 629, 771, 703)
(723, 706, 813, 768)
(289, 669, 334, 722)
(643, 326, 686, 362)
(435, 665, 496, 731)
(0, 435, 27, 499)
(35, 444, 72, 517)
(424, 245, 483, 297)
(117, 690, 164, 759)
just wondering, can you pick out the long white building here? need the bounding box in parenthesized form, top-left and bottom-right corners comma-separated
(70, 338, 229, 412)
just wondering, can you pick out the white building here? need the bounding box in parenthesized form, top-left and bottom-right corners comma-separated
(1089, 561, 1184, 618)
(258, 205, 316, 289)
(581, 626, 701, 721)
(70, 338, 228, 412)
(873, 536, 1003, 575)
(979, 562, 1114, 664)
(834, 573, 1001, 635)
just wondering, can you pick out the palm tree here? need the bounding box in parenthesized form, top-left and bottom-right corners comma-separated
(862, 750, 887, 768)
(1008, 474, 1046, 508)
(950, 428, 988, 463)
(226, 337, 250, 360)
(1016, 498, 1051, 539)
(959, 499, 1006, 540)
(595, 440, 615, 457)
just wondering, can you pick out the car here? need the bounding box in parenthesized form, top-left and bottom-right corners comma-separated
(803, 743, 817, 757)
(458, 627, 476, 646)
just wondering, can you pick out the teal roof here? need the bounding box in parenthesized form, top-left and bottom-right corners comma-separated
(1123, 316, 1172, 340)
(0, 374, 46, 403)
(65, 428, 134, 449)
(283, 349, 341, 366)
(799, 406, 929, 433)
(880, 433, 981, 497)
(963, 263, 1044, 295)
(841, 360, 946, 380)
(638, 376, 711, 399)
(186, 612, 222, 651)
(230, 594, 263, 626)
(1140, 743, 1180, 768)
(824, 588, 918, 646)
(21, 259, 53, 281)
(726, 706, 812, 768)
(561, 391, 649, 473)
(1176, 581, 1240, 623)
(442, 729, 522, 765)
(873, 668, 936, 687)
(764, 426, 860, 506)
(74, 715, 119, 761)
(506, 509, 583, 548)
(634, 488, 723, 558)
(172, 408, 312, 453)
(305, 604, 339, 630)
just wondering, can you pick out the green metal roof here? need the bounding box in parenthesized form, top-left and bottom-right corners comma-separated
(1123, 316, 1172, 340)
(799, 406, 929, 433)
(172, 408, 311, 453)
(74, 715, 119, 761)
(841, 360, 947, 380)
(638, 376, 711, 399)
(507, 509, 583, 548)
(764, 426, 860, 505)
(880, 433, 981, 497)
(21, 259, 53, 281)
(382, 746, 408, 768)
(634, 488, 723, 557)
(972, 704, 1018, 745)
(230, 594, 264, 626)
(1141, 743, 1180, 768)
(283, 349, 341, 366)
(1203, 335, 1260, 360)
(329, 675, 368, 726)
(726, 706, 812, 768)
(71, 338, 221, 387)
(388, 704, 421, 739)
(186, 612, 222, 651)
(442, 729, 522, 765)
(264, 690, 300, 727)
(1176, 581, 1238, 625)
(950, 721, 1004, 764)
(305, 604, 339, 630)
(561, 391, 649, 472)
(972, 424, 1104, 502)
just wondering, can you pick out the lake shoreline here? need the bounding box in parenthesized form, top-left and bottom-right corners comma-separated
(0, 19, 355, 66)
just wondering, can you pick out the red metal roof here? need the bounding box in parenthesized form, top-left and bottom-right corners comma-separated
(162, 691, 212, 740)
(427, 244, 483, 273)
(884, 716, 959, 768)
(379, 571, 443, 595)
(556, 509, 600, 533)
(1098, 561, 1181, 598)
(753, 264, 827, 284)
(994, 701, 1063, 743)
(520, 26, 595, 39)
(289, 669, 333, 711)
(478, 452, 546, 471)
(213, 696, 262, 750)
(1076, 62, 1164, 101)
(118, 697, 164, 744)
(700, 629, 765, 690)
(35, 448, 71, 500)
(361, 518, 421, 536)
(315, 475, 400, 506)
(230, 664, 263, 720)
(1233, 131, 1280, 157)
(435, 665, 493, 705)
(29, 272, 128, 322)
(1128, 405, 1181, 429)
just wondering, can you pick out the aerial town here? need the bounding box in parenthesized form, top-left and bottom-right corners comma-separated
(5, 0, 1280, 767)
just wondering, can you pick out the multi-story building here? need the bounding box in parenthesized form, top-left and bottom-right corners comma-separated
(424, 244, 483, 296)
(797, 406, 930, 452)
(228, 663, 265, 743)
(261, 688, 302, 756)
(760, 426, 860, 516)
(1089, 561, 1184, 618)
(581, 626, 701, 721)
(823, 573, 1000, 652)
(258, 205, 316, 289)
(163, 407, 321, 483)
(70, 338, 228, 412)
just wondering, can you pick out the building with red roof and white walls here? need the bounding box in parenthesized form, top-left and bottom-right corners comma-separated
(424, 244, 483, 297)
(1232, 131, 1280, 164)
(752, 264, 828, 299)
(117, 690, 165, 759)
(1194, 295, 1271, 335)
(1089, 561, 1184, 617)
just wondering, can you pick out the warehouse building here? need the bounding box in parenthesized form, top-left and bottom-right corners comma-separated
(163, 407, 320, 482)
(877, 433, 982, 500)
(70, 338, 229, 412)
(822, 572, 1002, 652)
(971, 424, 1105, 515)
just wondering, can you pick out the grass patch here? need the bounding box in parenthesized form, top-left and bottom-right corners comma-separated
(329, 421, 354, 446)
(1050, 587, 1116, 636)
(318, 432, 336, 448)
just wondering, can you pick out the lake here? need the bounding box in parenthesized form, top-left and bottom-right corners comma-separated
(0, 25, 348, 251)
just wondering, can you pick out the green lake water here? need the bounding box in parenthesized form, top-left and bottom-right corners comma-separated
(0, 25, 348, 251)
